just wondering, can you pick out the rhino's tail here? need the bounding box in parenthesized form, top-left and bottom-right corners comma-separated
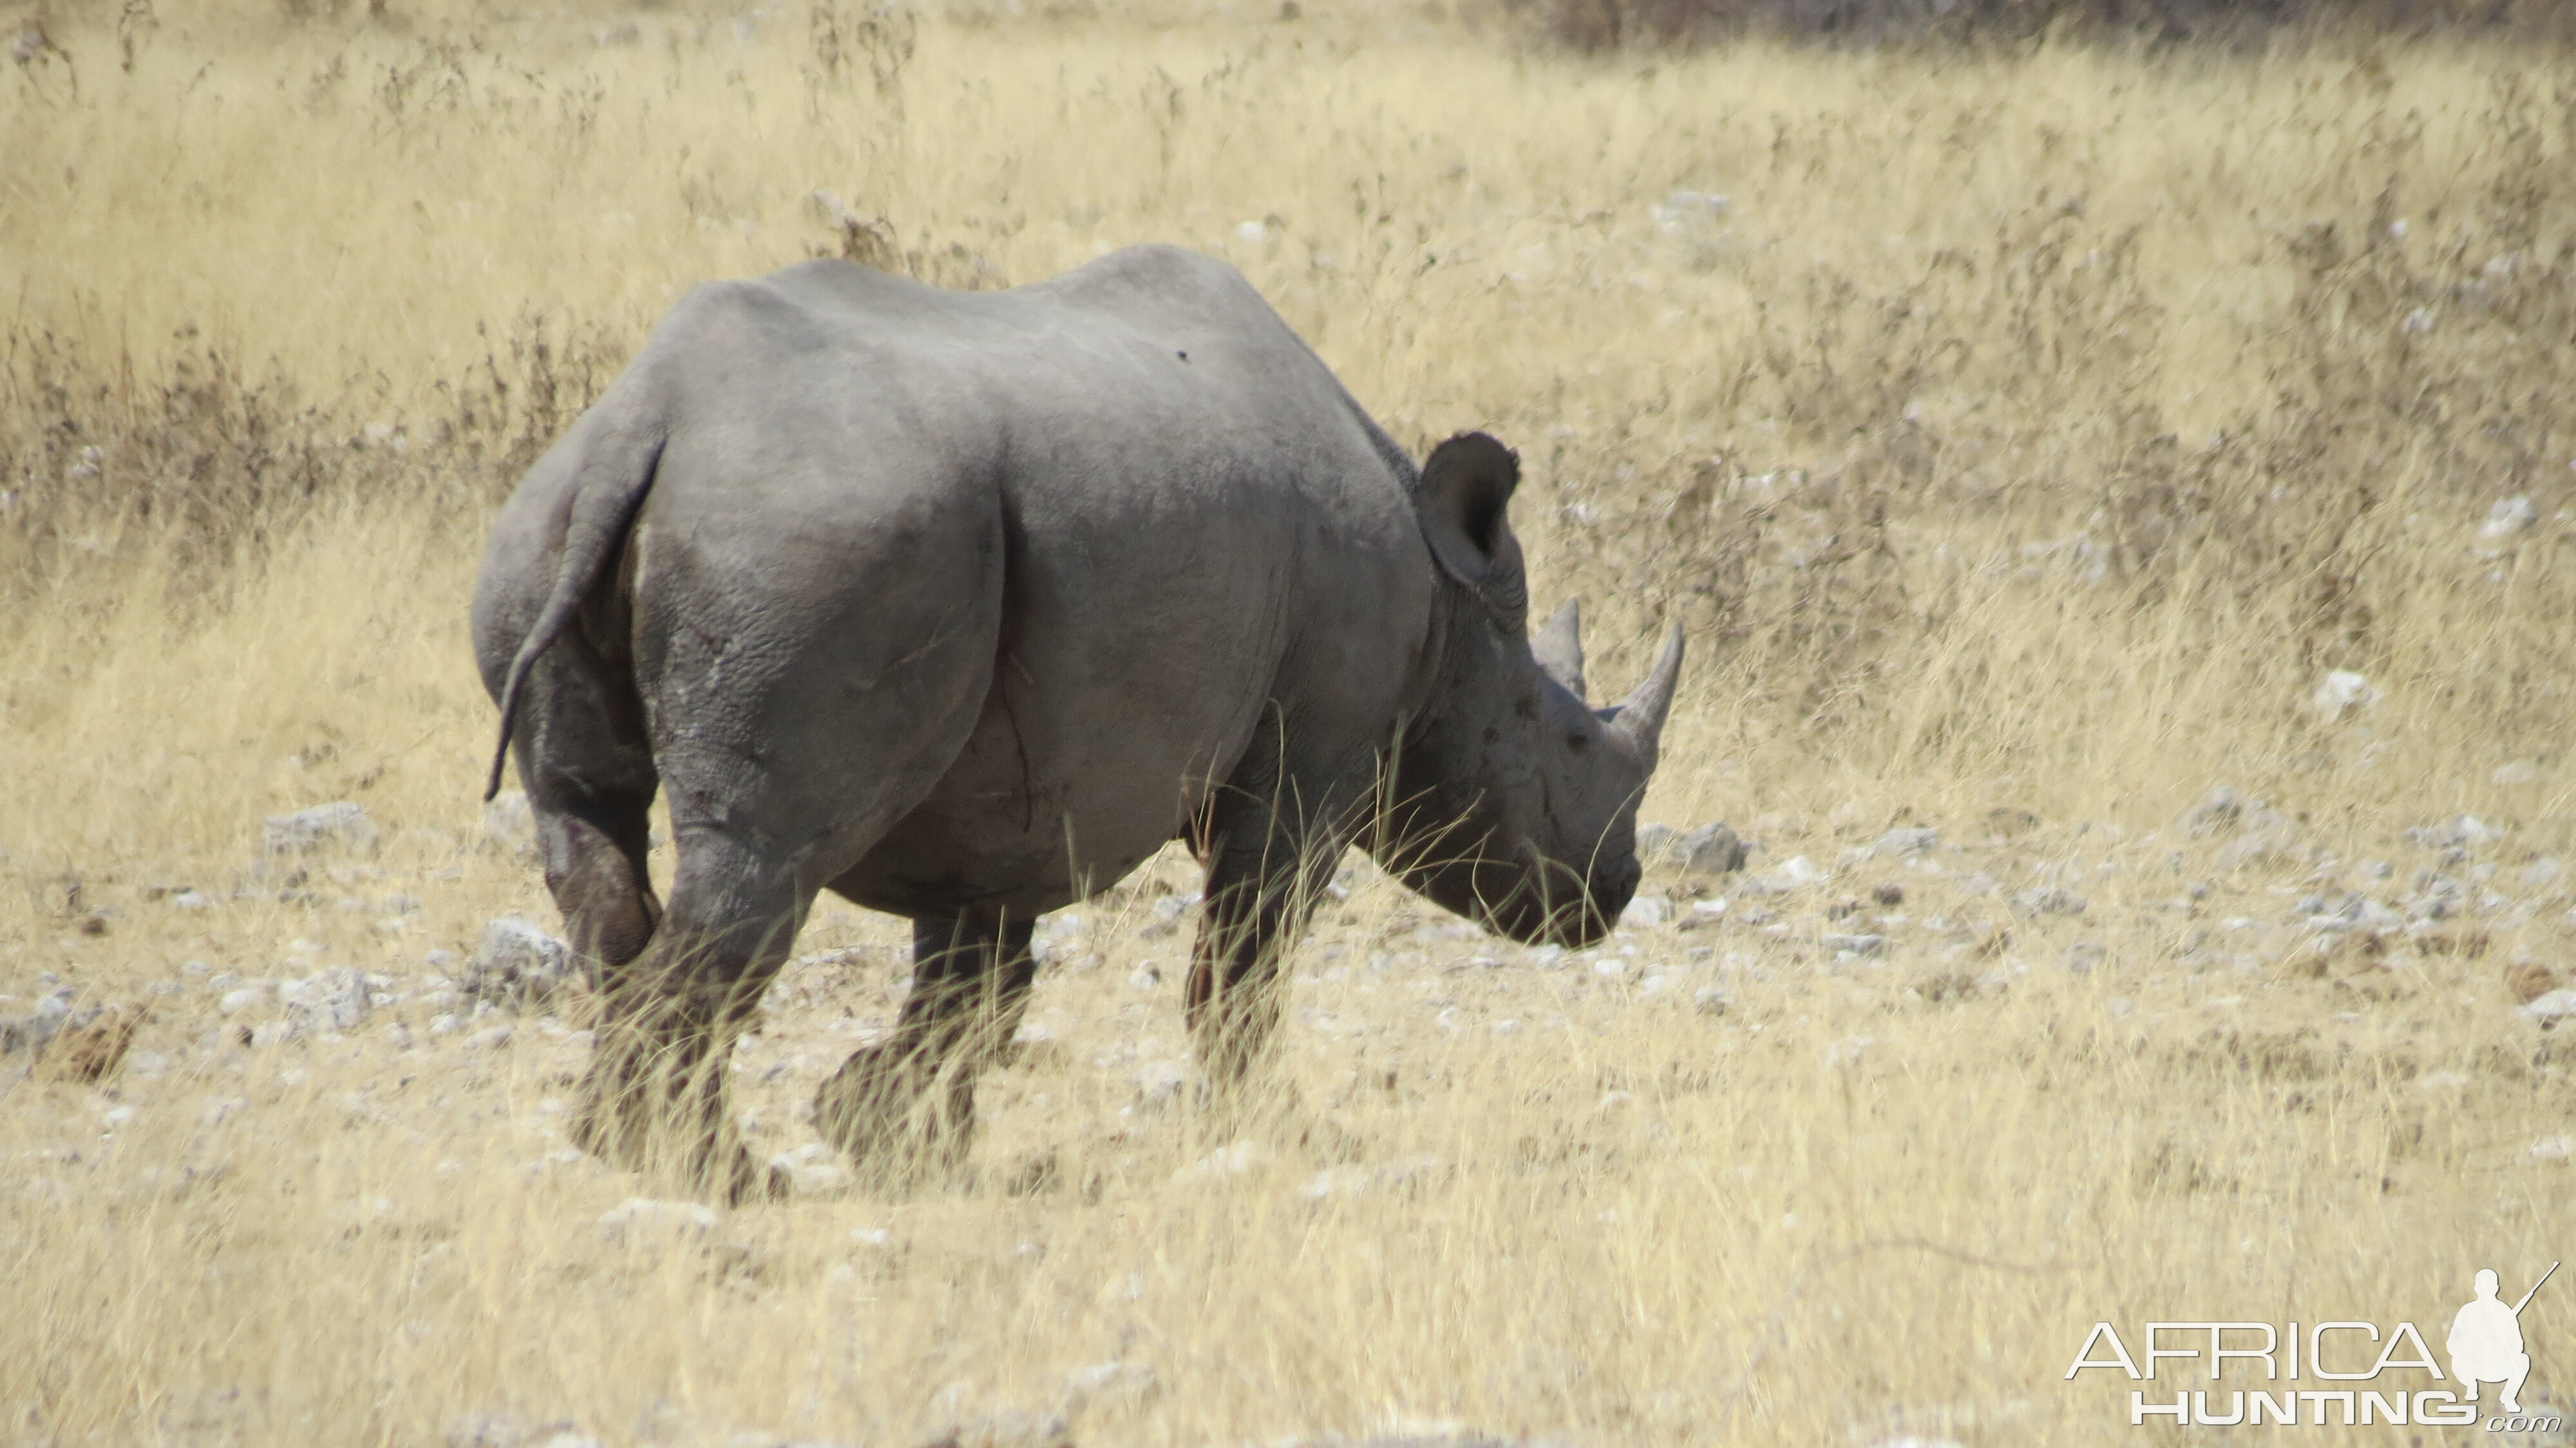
(482, 419, 666, 801)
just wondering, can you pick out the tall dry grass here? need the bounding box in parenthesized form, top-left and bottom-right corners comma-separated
(5, 5, 2576, 1446)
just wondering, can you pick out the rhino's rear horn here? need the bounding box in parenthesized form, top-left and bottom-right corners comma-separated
(1533, 598, 1586, 700)
(1609, 624, 1685, 762)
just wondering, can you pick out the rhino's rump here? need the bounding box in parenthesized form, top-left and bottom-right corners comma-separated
(628, 250, 1434, 918)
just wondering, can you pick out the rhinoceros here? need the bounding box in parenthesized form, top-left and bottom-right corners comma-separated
(472, 245, 1684, 1201)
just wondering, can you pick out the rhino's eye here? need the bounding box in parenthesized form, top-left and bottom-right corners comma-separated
(1566, 731, 1591, 752)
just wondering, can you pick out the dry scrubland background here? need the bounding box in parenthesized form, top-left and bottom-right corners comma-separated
(9, 1, 2576, 1444)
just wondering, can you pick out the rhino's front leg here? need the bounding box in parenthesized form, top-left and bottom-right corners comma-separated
(815, 912, 1037, 1181)
(1186, 792, 1349, 1093)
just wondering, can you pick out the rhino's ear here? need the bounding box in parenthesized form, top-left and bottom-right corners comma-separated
(1417, 432, 1519, 589)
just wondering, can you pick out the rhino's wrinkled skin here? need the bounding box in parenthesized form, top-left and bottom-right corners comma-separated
(472, 245, 1683, 1199)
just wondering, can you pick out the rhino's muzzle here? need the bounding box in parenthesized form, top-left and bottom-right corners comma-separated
(1479, 851, 1642, 948)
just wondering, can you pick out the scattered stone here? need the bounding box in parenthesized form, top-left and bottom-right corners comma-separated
(1739, 855, 1826, 895)
(1060, 1359, 1160, 1416)
(2064, 942, 2107, 974)
(1674, 821, 1748, 876)
(261, 802, 380, 857)
(0, 987, 79, 1056)
(1130, 1060, 1189, 1110)
(1298, 1155, 1445, 1202)
(1823, 933, 1886, 957)
(247, 1020, 301, 1049)
(770, 1142, 853, 1195)
(1126, 962, 1162, 991)
(1171, 1139, 1273, 1185)
(2520, 989, 2576, 1022)
(461, 1025, 515, 1051)
(2405, 815, 2505, 850)
(915, 1408, 1073, 1448)
(2184, 787, 2242, 837)
(2479, 495, 2539, 541)
(1871, 881, 1905, 907)
(2011, 886, 2087, 918)
(1822, 1034, 1875, 1069)
(2494, 760, 2541, 786)
(596, 1197, 719, 1246)
(1618, 894, 1671, 928)
(279, 969, 371, 1034)
(463, 917, 579, 1006)
(1871, 826, 1938, 859)
(2526, 1136, 2574, 1164)
(1692, 986, 1732, 1016)
(2313, 670, 2377, 720)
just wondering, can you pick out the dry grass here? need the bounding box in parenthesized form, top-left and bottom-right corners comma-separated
(6, 5, 2576, 1445)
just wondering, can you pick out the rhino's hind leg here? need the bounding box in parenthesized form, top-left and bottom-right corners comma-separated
(508, 618, 663, 978)
(574, 830, 804, 1205)
(815, 912, 1037, 1184)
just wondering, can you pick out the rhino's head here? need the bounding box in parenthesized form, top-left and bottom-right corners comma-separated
(1373, 432, 1684, 948)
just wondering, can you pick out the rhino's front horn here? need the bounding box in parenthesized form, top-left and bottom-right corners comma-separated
(1610, 624, 1686, 762)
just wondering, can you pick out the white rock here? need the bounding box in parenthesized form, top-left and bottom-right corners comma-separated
(1674, 821, 1748, 875)
(2526, 1135, 2575, 1164)
(2011, 886, 2087, 917)
(1061, 1360, 1160, 1415)
(1824, 933, 1886, 957)
(461, 1025, 513, 1051)
(2479, 495, 2539, 540)
(1129, 1060, 1189, 1110)
(596, 1197, 719, 1245)
(1871, 826, 1939, 858)
(1171, 1140, 1272, 1185)
(1822, 1034, 1876, 1069)
(217, 987, 265, 1016)
(280, 969, 371, 1033)
(2494, 760, 2541, 786)
(1618, 894, 1672, 928)
(2520, 989, 2576, 1022)
(464, 917, 577, 1006)
(2313, 670, 2377, 720)
(261, 802, 379, 857)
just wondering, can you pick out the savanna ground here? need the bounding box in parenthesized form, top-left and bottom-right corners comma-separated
(8, 1, 2576, 1443)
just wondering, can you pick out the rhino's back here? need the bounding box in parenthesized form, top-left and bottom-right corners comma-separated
(636, 248, 1438, 917)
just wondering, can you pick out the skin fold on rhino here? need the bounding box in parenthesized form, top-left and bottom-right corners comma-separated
(471, 244, 1685, 1202)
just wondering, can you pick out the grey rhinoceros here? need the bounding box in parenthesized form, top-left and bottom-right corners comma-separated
(472, 244, 1684, 1201)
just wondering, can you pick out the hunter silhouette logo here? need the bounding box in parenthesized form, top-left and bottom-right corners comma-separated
(2451, 1262, 2554, 1415)
(2067, 1261, 2561, 1429)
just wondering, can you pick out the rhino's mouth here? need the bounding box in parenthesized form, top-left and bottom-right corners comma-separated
(1481, 850, 1640, 948)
